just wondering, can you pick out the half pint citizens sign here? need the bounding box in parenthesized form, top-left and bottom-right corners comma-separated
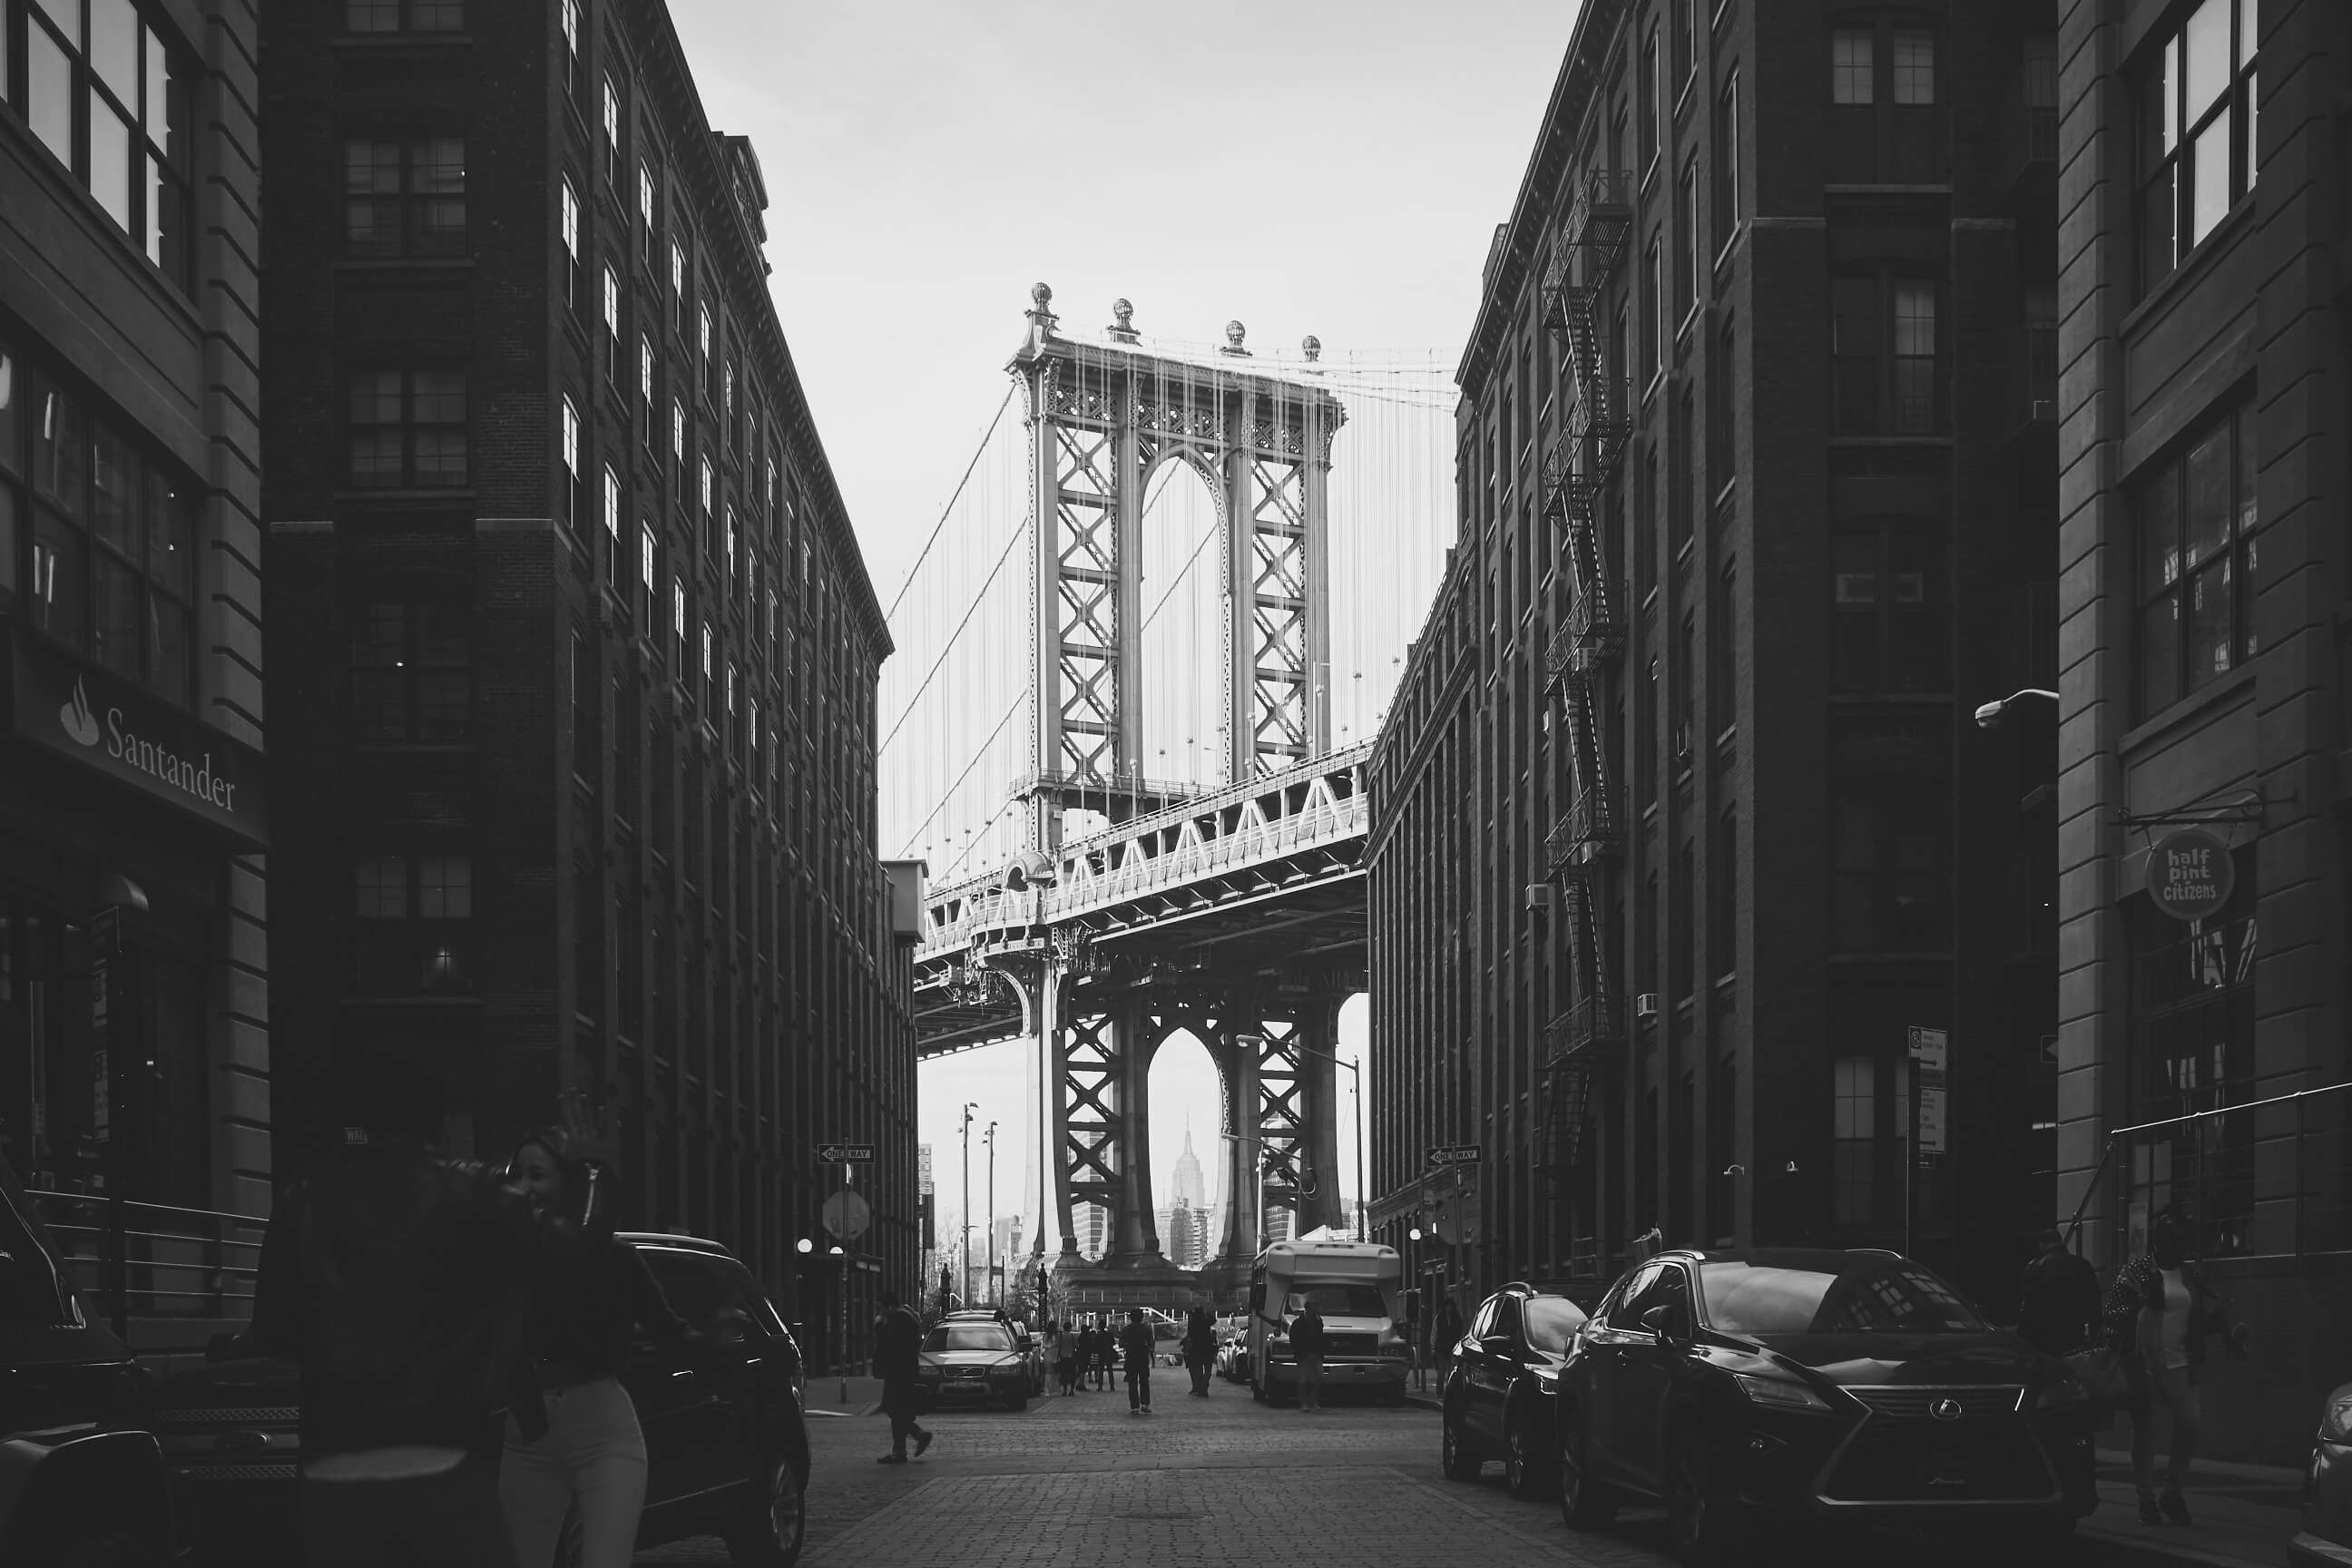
(2147, 827, 2235, 923)
(10, 630, 267, 850)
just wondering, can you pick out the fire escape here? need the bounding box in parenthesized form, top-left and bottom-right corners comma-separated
(1536, 168, 1632, 1186)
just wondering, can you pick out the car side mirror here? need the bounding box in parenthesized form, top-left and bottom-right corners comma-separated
(1480, 1333, 1514, 1354)
(1017, 1336, 1034, 1352)
(1641, 1304, 1689, 1344)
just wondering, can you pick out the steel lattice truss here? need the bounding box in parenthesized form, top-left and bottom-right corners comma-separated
(1053, 419, 1119, 779)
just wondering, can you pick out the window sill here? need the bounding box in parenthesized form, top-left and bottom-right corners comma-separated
(348, 740, 478, 758)
(331, 32, 475, 47)
(332, 256, 476, 275)
(1827, 949, 1954, 965)
(1825, 435, 1953, 448)
(335, 486, 479, 504)
(2121, 194, 2259, 340)
(2119, 664, 2257, 758)
(1821, 183, 1955, 197)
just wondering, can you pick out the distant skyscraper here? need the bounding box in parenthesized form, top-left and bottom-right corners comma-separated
(1079, 1204, 1109, 1260)
(1264, 1206, 1294, 1246)
(1172, 1125, 1208, 1211)
(1167, 1200, 1206, 1269)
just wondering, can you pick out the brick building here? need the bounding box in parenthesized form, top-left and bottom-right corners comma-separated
(2055, 0, 2352, 1464)
(0, 0, 270, 1341)
(1367, 0, 2060, 1318)
(256, 0, 917, 1346)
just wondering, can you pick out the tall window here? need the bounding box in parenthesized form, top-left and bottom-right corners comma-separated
(350, 601, 468, 740)
(558, 396, 581, 528)
(638, 160, 657, 260)
(1670, 838, 1695, 999)
(1678, 155, 1700, 323)
(558, 0, 578, 98)
(1832, 524, 1946, 692)
(601, 73, 621, 178)
(640, 523, 656, 596)
(639, 336, 655, 433)
(1831, 775, 1951, 951)
(2024, 34, 2059, 161)
(1669, 391, 1693, 552)
(601, 465, 620, 545)
(601, 266, 621, 382)
(1833, 1056, 1875, 1226)
(1710, 808, 1737, 978)
(14, 354, 195, 705)
(344, 138, 466, 256)
(1675, 0, 1697, 84)
(1828, 21, 1943, 182)
(1707, 325, 1733, 493)
(669, 240, 685, 332)
(1642, 235, 1661, 385)
(1709, 559, 1737, 734)
(11, 0, 192, 286)
(558, 178, 582, 309)
(1638, 653, 1659, 804)
(699, 456, 713, 520)
(348, 370, 467, 487)
(2138, 399, 2258, 714)
(353, 854, 474, 994)
(345, 0, 461, 30)
(2138, 0, 2258, 294)
(1711, 73, 1740, 244)
(1639, 25, 1661, 172)
(1832, 275, 1941, 436)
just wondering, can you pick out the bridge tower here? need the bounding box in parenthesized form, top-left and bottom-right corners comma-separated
(988, 286, 1352, 1301)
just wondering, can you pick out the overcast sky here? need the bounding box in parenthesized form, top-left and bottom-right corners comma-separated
(668, 0, 1579, 1259)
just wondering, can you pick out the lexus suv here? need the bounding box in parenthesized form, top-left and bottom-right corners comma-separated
(1552, 1248, 2094, 1564)
(150, 1230, 811, 1567)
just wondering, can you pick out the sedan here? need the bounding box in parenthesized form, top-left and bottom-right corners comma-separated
(1438, 1282, 1589, 1497)
(2290, 1381, 2352, 1566)
(1553, 1248, 2094, 1565)
(938, 1311, 1047, 1395)
(916, 1319, 1033, 1410)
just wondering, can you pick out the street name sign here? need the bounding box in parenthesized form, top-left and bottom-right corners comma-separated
(2148, 828, 2235, 923)
(1426, 1144, 1482, 1168)
(818, 1142, 875, 1163)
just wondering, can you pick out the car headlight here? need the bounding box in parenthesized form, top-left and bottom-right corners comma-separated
(2321, 1390, 2352, 1444)
(2035, 1375, 2089, 1413)
(1733, 1374, 1832, 1412)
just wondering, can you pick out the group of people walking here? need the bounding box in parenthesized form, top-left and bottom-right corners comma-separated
(246, 1053, 725, 1568)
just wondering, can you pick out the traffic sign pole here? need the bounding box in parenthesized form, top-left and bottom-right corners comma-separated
(838, 1159, 851, 1403)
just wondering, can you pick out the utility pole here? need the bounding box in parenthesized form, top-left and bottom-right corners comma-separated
(961, 1102, 978, 1309)
(984, 1121, 998, 1306)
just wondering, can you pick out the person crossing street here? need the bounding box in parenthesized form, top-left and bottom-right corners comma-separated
(1119, 1309, 1155, 1415)
(874, 1290, 934, 1465)
(1181, 1306, 1216, 1396)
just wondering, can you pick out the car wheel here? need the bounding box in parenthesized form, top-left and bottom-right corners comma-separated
(1664, 1428, 1736, 1567)
(724, 1451, 807, 1568)
(1504, 1406, 1547, 1499)
(1441, 1406, 1481, 1482)
(1557, 1401, 1617, 1529)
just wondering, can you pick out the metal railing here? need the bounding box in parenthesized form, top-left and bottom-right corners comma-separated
(23, 1190, 268, 1338)
(1543, 992, 1622, 1069)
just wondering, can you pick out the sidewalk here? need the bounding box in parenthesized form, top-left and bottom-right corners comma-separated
(805, 1373, 887, 1418)
(2079, 1446, 2305, 1568)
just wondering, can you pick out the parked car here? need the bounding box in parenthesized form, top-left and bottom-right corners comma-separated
(1549, 1248, 2094, 1565)
(0, 1154, 174, 1566)
(938, 1309, 1046, 1395)
(2290, 1380, 2352, 1567)
(1438, 1281, 1591, 1498)
(147, 1230, 810, 1567)
(1216, 1311, 1252, 1382)
(916, 1317, 1034, 1410)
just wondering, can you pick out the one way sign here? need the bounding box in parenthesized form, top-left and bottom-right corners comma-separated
(818, 1142, 875, 1163)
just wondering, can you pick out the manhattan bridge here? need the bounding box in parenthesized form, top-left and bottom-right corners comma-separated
(878, 286, 1456, 1301)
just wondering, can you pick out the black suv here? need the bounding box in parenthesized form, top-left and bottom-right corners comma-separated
(150, 1230, 810, 1567)
(1439, 1281, 1592, 1499)
(0, 1153, 173, 1565)
(1553, 1248, 2095, 1565)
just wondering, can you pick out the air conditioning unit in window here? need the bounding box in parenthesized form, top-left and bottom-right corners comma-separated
(1635, 993, 1661, 1020)
(1526, 884, 1555, 911)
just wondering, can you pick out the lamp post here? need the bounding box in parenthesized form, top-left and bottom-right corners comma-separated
(1972, 687, 2058, 730)
(984, 1121, 998, 1306)
(960, 1102, 978, 1310)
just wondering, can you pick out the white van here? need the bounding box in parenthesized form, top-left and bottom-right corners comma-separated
(1246, 1240, 1409, 1404)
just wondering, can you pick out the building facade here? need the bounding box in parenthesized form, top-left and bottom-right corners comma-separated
(256, 0, 916, 1345)
(0, 0, 270, 1341)
(2056, 0, 2351, 1464)
(1368, 0, 2060, 1318)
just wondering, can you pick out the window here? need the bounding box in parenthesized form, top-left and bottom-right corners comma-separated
(1707, 325, 1733, 492)
(1670, 389, 1692, 552)
(558, 396, 581, 528)
(601, 73, 621, 177)
(1641, 235, 1661, 385)
(697, 305, 712, 382)
(12, 0, 192, 286)
(1711, 73, 1740, 245)
(558, 178, 582, 308)
(352, 853, 474, 994)
(558, 0, 578, 97)
(1671, 838, 1694, 999)
(1672, 609, 1695, 762)
(601, 465, 620, 544)
(1678, 155, 1700, 322)
(638, 160, 657, 259)
(345, 0, 461, 30)
(639, 335, 655, 430)
(1640, 24, 1661, 173)
(1832, 524, 1945, 692)
(350, 601, 468, 740)
(12, 356, 195, 705)
(1829, 20, 1943, 182)
(601, 265, 621, 382)
(2138, 399, 2258, 714)
(2024, 34, 2059, 161)
(1710, 808, 1737, 976)
(1638, 653, 1659, 804)
(348, 369, 467, 487)
(1675, 0, 1697, 84)
(670, 240, 685, 331)
(699, 456, 713, 519)
(1709, 559, 1736, 733)
(1831, 777, 1951, 951)
(2138, 0, 2258, 293)
(640, 524, 656, 594)
(1831, 275, 1942, 436)
(342, 138, 466, 256)
(1832, 1055, 1875, 1226)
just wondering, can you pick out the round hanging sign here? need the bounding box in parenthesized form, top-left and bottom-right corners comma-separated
(2147, 828, 2236, 922)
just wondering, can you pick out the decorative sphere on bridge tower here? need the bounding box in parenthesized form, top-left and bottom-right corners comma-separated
(1220, 319, 1250, 357)
(1302, 335, 1322, 363)
(1027, 281, 1057, 326)
(1108, 298, 1139, 344)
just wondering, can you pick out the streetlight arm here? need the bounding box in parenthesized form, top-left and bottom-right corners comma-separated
(1974, 688, 2060, 730)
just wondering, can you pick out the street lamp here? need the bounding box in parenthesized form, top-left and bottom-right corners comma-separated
(984, 1121, 998, 1307)
(960, 1102, 978, 1311)
(1973, 687, 2058, 730)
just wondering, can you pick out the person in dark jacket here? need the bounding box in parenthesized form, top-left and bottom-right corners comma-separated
(248, 1054, 575, 1568)
(1432, 1296, 1465, 1377)
(1093, 1318, 1116, 1390)
(1182, 1307, 1217, 1396)
(874, 1290, 933, 1462)
(2102, 1209, 2238, 1527)
(1118, 1309, 1155, 1414)
(1289, 1296, 1328, 1411)
(498, 1132, 708, 1568)
(2016, 1227, 2102, 1357)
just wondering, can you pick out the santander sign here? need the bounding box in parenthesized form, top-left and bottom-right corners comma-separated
(60, 675, 241, 815)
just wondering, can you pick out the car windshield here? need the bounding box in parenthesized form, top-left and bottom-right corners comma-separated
(1524, 1298, 1589, 1352)
(926, 1323, 1014, 1352)
(1699, 1258, 1986, 1337)
(1284, 1284, 1386, 1318)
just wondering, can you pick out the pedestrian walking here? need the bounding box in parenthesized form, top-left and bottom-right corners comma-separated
(1119, 1308, 1155, 1414)
(2102, 1208, 2241, 1526)
(1432, 1296, 1464, 1380)
(1094, 1319, 1118, 1390)
(874, 1289, 935, 1464)
(1290, 1295, 1328, 1411)
(1054, 1320, 1081, 1396)
(497, 1132, 710, 1568)
(247, 1053, 574, 1568)
(1182, 1306, 1216, 1396)
(2017, 1227, 2102, 1357)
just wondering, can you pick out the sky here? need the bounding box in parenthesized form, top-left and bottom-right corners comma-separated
(667, 0, 1580, 1258)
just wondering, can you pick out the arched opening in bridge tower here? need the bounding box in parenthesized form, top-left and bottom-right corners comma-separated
(1146, 1029, 1224, 1269)
(1132, 453, 1229, 805)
